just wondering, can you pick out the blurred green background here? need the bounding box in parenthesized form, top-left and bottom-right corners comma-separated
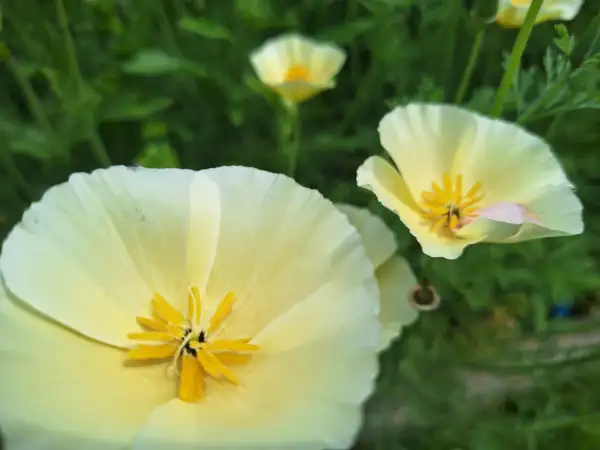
(1, 0, 600, 448)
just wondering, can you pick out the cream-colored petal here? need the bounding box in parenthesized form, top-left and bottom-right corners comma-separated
(496, 184, 584, 243)
(271, 81, 324, 103)
(336, 203, 397, 269)
(496, 0, 582, 27)
(357, 156, 481, 259)
(0, 167, 220, 347)
(0, 293, 173, 449)
(495, 3, 529, 27)
(281, 34, 345, 84)
(134, 283, 378, 449)
(378, 103, 479, 200)
(306, 44, 346, 85)
(187, 173, 222, 292)
(451, 111, 573, 206)
(281, 33, 314, 70)
(250, 38, 289, 84)
(376, 256, 419, 351)
(198, 166, 378, 338)
(456, 216, 520, 243)
(545, 0, 584, 20)
(250, 33, 309, 84)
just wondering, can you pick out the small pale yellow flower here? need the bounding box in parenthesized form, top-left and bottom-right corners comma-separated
(337, 204, 420, 350)
(495, 0, 583, 27)
(250, 33, 346, 103)
(357, 103, 584, 260)
(0, 166, 380, 448)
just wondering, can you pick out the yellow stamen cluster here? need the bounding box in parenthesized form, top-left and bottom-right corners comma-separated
(127, 288, 258, 403)
(420, 173, 484, 233)
(283, 64, 311, 83)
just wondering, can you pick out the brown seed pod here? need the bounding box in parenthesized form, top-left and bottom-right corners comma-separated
(409, 285, 441, 311)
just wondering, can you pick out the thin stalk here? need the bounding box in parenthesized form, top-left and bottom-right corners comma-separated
(584, 10, 600, 60)
(279, 101, 301, 177)
(1, 151, 35, 200)
(517, 69, 570, 124)
(490, 0, 544, 117)
(416, 253, 435, 304)
(454, 27, 486, 104)
(88, 129, 111, 168)
(529, 412, 600, 431)
(157, 0, 182, 56)
(336, 9, 393, 134)
(8, 60, 55, 139)
(348, 0, 360, 80)
(442, 5, 459, 97)
(55, 0, 111, 166)
(545, 110, 565, 141)
(55, 0, 83, 87)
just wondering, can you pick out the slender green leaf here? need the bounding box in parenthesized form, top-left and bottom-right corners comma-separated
(178, 17, 231, 40)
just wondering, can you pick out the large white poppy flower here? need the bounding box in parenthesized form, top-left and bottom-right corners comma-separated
(495, 0, 584, 28)
(357, 103, 584, 260)
(0, 166, 381, 449)
(250, 33, 346, 103)
(336, 204, 419, 350)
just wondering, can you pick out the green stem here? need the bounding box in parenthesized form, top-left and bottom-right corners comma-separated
(545, 110, 566, 141)
(518, 52, 572, 124)
(529, 412, 600, 431)
(442, 6, 459, 96)
(1, 151, 35, 200)
(490, 0, 544, 117)
(8, 60, 55, 139)
(454, 27, 486, 104)
(525, 430, 537, 450)
(55, 0, 83, 87)
(417, 254, 434, 303)
(89, 128, 112, 168)
(584, 10, 600, 60)
(281, 102, 301, 177)
(55, 0, 111, 167)
(348, 0, 360, 80)
(157, 0, 182, 56)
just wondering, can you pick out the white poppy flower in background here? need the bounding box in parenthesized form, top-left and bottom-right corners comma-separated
(0, 166, 381, 449)
(357, 103, 584, 260)
(495, 0, 584, 28)
(250, 33, 346, 103)
(336, 204, 420, 350)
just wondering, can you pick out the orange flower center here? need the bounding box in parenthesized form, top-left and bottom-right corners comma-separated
(283, 64, 311, 83)
(420, 173, 484, 233)
(126, 287, 258, 403)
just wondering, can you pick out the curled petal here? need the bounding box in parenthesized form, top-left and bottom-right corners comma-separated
(376, 256, 420, 350)
(336, 203, 397, 269)
(357, 156, 482, 259)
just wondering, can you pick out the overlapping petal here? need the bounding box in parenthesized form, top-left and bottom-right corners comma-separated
(495, 0, 583, 27)
(0, 168, 221, 348)
(337, 204, 419, 350)
(357, 155, 483, 259)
